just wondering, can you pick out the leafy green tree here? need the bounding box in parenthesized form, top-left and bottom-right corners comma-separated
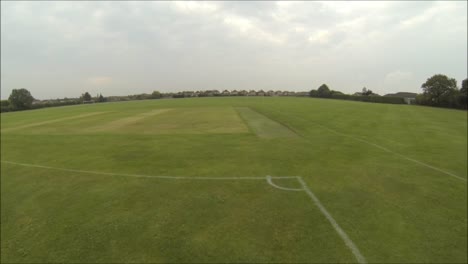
(9, 88, 34, 110)
(98, 94, 106, 102)
(421, 74, 458, 107)
(459, 78, 467, 109)
(309, 90, 318, 97)
(1, 100, 11, 112)
(151, 91, 162, 99)
(331, 90, 344, 95)
(82, 92, 92, 102)
(317, 84, 331, 98)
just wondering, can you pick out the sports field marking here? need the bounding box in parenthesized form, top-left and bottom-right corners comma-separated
(0, 160, 268, 180)
(88, 109, 172, 131)
(313, 122, 467, 182)
(266, 175, 303, 191)
(1, 112, 108, 132)
(296, 176, 367, 264)
(235, 107, 298, 138)
(1, 160, 366, 264)
(266, 109, 466, 182)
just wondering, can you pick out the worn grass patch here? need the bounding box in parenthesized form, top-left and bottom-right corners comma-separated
(120, 107, 249, 134)
(88, 109, 173, 132)
(236, 107, 298, 138)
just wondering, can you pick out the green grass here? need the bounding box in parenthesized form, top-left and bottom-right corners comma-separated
(236, 107, 298, 138)
(1, 97, 466, 263)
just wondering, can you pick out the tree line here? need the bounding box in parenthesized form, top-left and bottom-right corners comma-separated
(1, 73, 466, 113)
(309, 74, 467, 109)
(0, 91, 108, 113)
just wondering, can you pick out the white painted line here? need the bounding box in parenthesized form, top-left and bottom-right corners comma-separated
(0, 160, 296, 181)
(321, 125, 467, 182)
(393, 153, 467, 182)
(268, 109, 466, 183)
(2, 160, 366, 263)
(266, 175, 303, 191)
(296, 176, 367, 264)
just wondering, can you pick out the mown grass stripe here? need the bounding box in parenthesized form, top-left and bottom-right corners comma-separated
(235, 107, 298, 138)
(1, 112, 109, 132)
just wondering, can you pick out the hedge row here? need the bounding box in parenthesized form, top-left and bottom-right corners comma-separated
(0, 100, 82, 113)
(325, 94, 406, 104)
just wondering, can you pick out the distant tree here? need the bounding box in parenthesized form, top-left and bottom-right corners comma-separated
(0, 100, 11, 112)
(459, 78, 468, 109)
(9, 88, 34, 110)
(331, 90, 344, 95)
(82, 92, 92, 102)
(421, 74, 458, 107)
(98, 93, 106, 102)
(362, 87, 373, 96)
(309, 89, 318, 97)
(317, 84, 331, 98)
(151, 91, 162, 99)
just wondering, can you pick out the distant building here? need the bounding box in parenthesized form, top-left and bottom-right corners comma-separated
(384, 92, 418, 104)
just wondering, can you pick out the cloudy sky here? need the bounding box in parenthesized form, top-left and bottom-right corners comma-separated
(1, 1, 467, 99)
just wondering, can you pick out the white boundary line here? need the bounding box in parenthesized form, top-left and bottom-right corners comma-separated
(0, 160, 272, 180)
(313, 123, 466, 182)
(266, 109, 466, 182)
(1, 160, 366, 263)
(296, 176, 367, 264)
(266, 175, 367, 263)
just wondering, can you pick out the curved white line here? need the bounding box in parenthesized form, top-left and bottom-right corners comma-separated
(266, 175, 304, 191)
(1, 160, 297, 181)
(1, 160, 366, 263)
(297, 177, 367, 264)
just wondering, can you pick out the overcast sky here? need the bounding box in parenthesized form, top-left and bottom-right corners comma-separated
(1, 1, 467, 100)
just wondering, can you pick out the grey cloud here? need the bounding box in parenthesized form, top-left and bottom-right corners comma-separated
(1, 1, 466, 99)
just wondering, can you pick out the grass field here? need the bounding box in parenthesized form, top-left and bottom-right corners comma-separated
(1, 97, 466, 263)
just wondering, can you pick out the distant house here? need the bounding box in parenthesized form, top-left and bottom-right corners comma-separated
(384, 92, 417, 104)
(295, 92, 309, 97)
(403, 97, 416, 104)
(182, 91, 195, 97)
(274, 90, 282, 96)
(248, 90, 256, 96)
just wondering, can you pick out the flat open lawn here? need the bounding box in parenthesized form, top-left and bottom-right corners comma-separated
(1, 97, 466, 263)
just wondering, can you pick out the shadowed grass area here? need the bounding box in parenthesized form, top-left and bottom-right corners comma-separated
(1, 97, 466, 263)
